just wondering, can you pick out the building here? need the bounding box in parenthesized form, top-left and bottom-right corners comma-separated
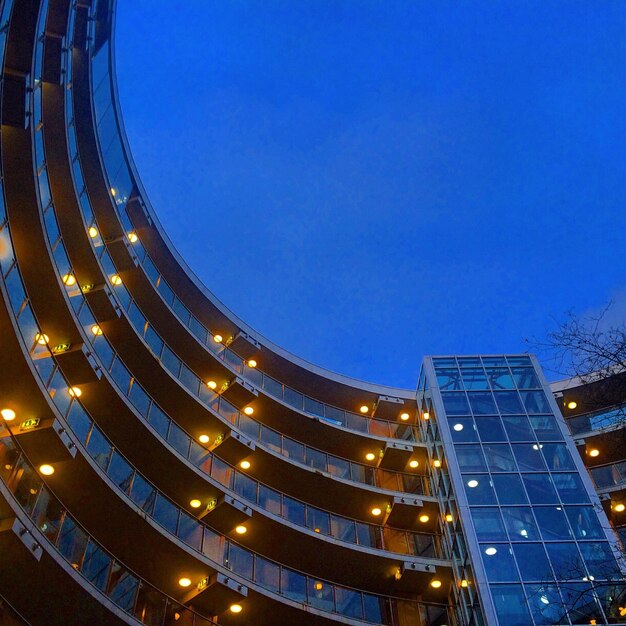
(0, 0, 623, 624)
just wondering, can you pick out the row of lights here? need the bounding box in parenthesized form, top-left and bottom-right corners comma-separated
(178, 578, 242, 612)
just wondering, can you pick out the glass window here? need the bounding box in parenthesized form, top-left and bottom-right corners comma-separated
(513, 543, 554, 581)
(475, 416, 507, 442)
(510, 367, 540, 389)
(494, 391, 524, 414)
(226, 544, 253, 580)
(483, 444, 517, 472)
(456, 446, 487, 472)
(82, 540, 111, 591)
(107, 451, 133, 494)
(86, 426, 111, 471)
(493, 474, 528, 505)
(441, 392, 470, 415)
(282, 496, 305, 526)
(529, 415, 563, 441)
(545, 543, 584, 581)
(460, 368, 488, 390)
(463, 474, 496, 505)
(491, 584, 532, 626)
(564, 506, 605, 540)
(471, 508, 507, 541)
(153, 494, 179, 535)
(281, 569, 306, 602)
(534, 506, 573, 540)
(578, 542, 622, 580)
(501, 415, 535, 441)
(559, 582, 604, 624)
(449, 417, 478, 442)
(522, 474, 559, 504)
(335, 586, 363, 619)
(512, 444, 547, 471)
(552, 473, 589, 504)
(486, 368, 515, 390)
(524, 584, 566, 625)
(520, 390, 551, 414)
(541, 443, 576, 471)
(255, 556, 280, 592)
(501, 507, 540, 541)
(467, 392, 497, 415)
(480, 544, 518, 582)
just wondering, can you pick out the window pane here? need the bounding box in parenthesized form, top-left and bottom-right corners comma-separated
(512, 543, 554, 581)
(475, 416, 507, 442)
(483, 444, 516, 472)
(481, 544, 518, 582)
(471, 508, 507, 541)
(493, 474, 528, 505)
(522, 474, 559, 504)
(463, 474, 496, 505)
(501, 507, 540, 541)
(491, 584, 532, 626)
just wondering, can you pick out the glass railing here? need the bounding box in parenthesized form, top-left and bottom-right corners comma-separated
(590, 461, 626, 491)
(86, 33, 417, 444)
(567, 405, 626, 436)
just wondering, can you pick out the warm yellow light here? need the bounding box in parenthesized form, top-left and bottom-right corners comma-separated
(423, 412, 430, 420)
(88, 226, 98, 238)
(39, 464, 54, 476)
(110, 187, 117, 196)
(1, 409, 16, 421)
(588, 449, 600, 458)
(409, 460, 419, 469)
(419, 514, 430, 523)
(240, 460, 251, 470)
(314, 582, 323, 591)
(430, 580, 442, 589)
(433, 459, 441, 468)
(178, 578, 191, 588)
(371, 507, 382, 516)
(91, 324, 102, 336)
(127, 232, 138, 243)
(198, 434, 210, 444)
(359, 405, 369, 414)
(567, 401, 577, 410)
(614, 503, 626, 513)
(243, 406, 254, 416)
(400, 412, 410, 421)
(229, 604, 243, 614)
(62, 274, 76, 286)
(445, 514, 453, 523)
(461, 579, 469, 588)
(189, 499, 202, 509)
(68, 386, 82, 398)
(213, 334, 223, 343)
(247, 359, 257, 368)
(207, 380, 217, 390)
(235, 525, 247, 535)
(35, 333, 49, 345)
(110, 274, 122, 286)
(365, 452, 376, 462)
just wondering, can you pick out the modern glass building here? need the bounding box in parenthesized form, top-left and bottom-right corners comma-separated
(0, 1, 623, 625)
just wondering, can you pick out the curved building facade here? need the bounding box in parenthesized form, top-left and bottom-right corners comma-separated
(0, 1, 623, 625)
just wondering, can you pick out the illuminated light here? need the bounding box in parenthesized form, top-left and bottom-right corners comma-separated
(62, 274, 76, 286)
(614, 503, 626, 513)
(127, 232, 138, 243)
(371, 507, 382, 516)
(419, 514, 430, 523)
(400, 412, 410, 421)
(229, 604, 243, 614)
(453, 423, 464, 432)
(247, 359, 257, 368)
(314, 582, 323, 591)
(314, 527, 320, 533)
(243, 406, 254, 416)
(520, 529, 528, 538)
(1, 409, 16, 421)
(207, 380, 217, 390)
(4, 464, 11, 470)
(409, 460, 419, 469)
(178, 578, 191, 588)
(445, 514, 453, 523)
(189, 499, 202, 509)
(433, 460, 441, 468)
(88, 226, 98, 238)
(68, 387, 82, 398)
(213, 334, 223, 343)
(567, 401, 577, 410)
(110, 274, 122, 286)
(540, 594, 550, 605)
(430, 580, 442, 589)
(35, 333, 49, 345)
(29, 488, 38, 495)
(423, 412, 430, 420)
(359, 405, 369, 414)
(467, 479, 479, 488)
(461, 580, 469, 588)
(174, 613, 181, 621)
(240, 460, 251, 470)
(235, 525, 247, 535)
(91, 324, 102, 336)
(198, 434, 210, 444)
(619, 607, 626, 617)
(484, 547, 497, 556)
(365, 452, 376, 462)
(110, 187, 116, 197)
(39, 464, 54, 476)
(394, 568, 402, 581)
(588, 449, 600, 458)
(532, 444, 544, 450)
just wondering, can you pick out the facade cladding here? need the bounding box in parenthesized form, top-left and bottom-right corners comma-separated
(0, 1, 623, 625)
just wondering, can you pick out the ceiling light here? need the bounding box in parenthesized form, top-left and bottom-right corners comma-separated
(1, 409, 16, 421)
(359, 405, 369, 414)
(229, 604, 243, 614)
(207, 380, 217, 390)
(178, 578, 191, 588)
(433, 460, 441, 468)
(198, 434, 210, 444)
(365, 452, 376, 461)
(88, 226, 98, 238)
(127, 232, 138, 243)
(243, 407, 254, 415)
(588, 449, 599, 457)
(240, 460, 251, 470)
(409, 460, 419, 469)
(189, 499, 202, 509)
(484, 547, 497, 556)
(314, 582, 323, 591)
(247, 359, 257, 368)
(532, 444, 543, 450)
(567, 401, 577, 410)
(91, 324, 102, 336)
(62, 274, 76, 286)
(110, 274, 122, 286)
(430, 580, 442, 589)
(35, 333, 49, 345)
(461, 580, 468, 588)
(419, 514, 430, 523)
(110, 187, 117, 197)
(445, 514, 453, 523)
(614, 503, 625, 513)
(213, 334, 223, 343)
(235, 525, 247, 534)
(68, 386, 82, 398)
(39, 464, 54, 476)
(467, 480, 479, 488)
(371, 507, 382, 516)
(453, 423, 464, 432)
(400, 412, 410, 421)
(423, 412, 430, 420)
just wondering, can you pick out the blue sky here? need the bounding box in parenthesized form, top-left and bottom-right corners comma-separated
(115, 2, 626, 388)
